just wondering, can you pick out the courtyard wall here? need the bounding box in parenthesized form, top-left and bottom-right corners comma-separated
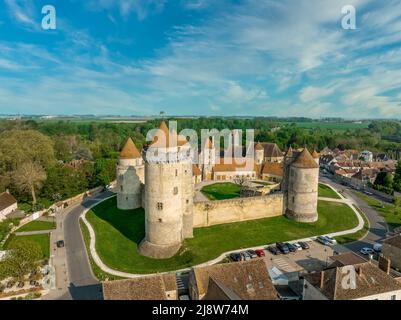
(193, 193, 284, 227)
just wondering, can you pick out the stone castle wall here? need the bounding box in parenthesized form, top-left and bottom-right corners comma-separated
(193, 193, 284, 228)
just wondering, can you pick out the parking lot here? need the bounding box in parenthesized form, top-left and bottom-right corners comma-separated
(232, 240, 352, 274)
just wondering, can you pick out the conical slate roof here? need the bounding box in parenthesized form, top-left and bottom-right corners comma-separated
(120, 137, 141, 159)
(151, 121, 188, 148)
(285, 146, 294, 157)
(291, 148, 319, 168)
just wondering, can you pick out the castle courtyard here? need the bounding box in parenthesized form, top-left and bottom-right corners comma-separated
(83, 196, 359, 275)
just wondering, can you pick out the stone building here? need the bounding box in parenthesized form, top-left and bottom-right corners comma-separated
(116, 122, 319, 259)
(383, 234, 401, 272)
(0, 191, 17, 221)
(138, 122, 194, 259)
(302, 259, 401, 300)
(102, 273, 178, 300)
(189, 259, 279, 300)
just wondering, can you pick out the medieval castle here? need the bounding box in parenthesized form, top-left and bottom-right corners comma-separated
(116, 122, 320, 259)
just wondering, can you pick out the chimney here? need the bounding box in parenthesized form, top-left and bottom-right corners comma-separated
(5, 189, 9, 194)
(320, 272, 325, 289)
(378, 255, 391, 275)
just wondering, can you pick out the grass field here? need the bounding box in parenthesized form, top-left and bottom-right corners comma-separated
(352, 192, 401, 230)
(318, 184, 341, 199)
(201, 183, 241, 200)
(5, 233, 50, 260)
(17, 220, 56, 232)
(335, 205, 369, 244)
(85, 197, 359, 274)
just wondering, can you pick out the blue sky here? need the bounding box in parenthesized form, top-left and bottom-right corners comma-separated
(1, 0, 401, 118)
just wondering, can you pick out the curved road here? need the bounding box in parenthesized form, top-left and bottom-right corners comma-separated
(50, 191, 113, 300)
(320, 176, 389, 253)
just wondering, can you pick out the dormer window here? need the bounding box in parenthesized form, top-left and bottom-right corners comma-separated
(157, 202, 163, 210)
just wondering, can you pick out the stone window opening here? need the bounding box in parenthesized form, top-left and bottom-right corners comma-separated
(158, 218, 163, 223)
(175, 169, 178, 177)
(173, 187, 178, 195)
(186, 199, 189, 204)
(157, 202, 163, 210)
(120, 185, 123, 192)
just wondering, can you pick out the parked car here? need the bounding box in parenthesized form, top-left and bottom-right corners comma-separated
(324, 236, 337, 245)
(298, 241, 310, 250)
(266, 246, 280, 255)
(316, 236, 331, 246)
(57, 240, 65, 248)
(247, 250, 258, 258)
(242, 252, 251, 261)
(276, 242, 290, 254)
(17, 282, 25, 288)
(229, 252, 242, 262)
(292, 243, 302, 251)
(0, 284, 5, 293)
(373, 244, 382, 253)
(360, 247, 374, 255)
(286, 243, 297, 253)
(255, 249, 265, 257)
(6, 281, 15, 288)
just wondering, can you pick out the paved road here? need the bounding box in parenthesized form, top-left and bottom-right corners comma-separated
(45, 191, 113, 300)
(320, 176, 389, 253)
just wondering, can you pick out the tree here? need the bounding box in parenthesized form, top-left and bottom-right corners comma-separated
(394, 196, 401, 215)
(393, 160, 401, 192)
(374, 172, 393, 189)
(0, 240, 42, 281)
(12, 162, 47, 205)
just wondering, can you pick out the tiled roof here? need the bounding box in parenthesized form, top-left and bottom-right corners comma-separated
(384, 234, 401, 250)
(102, 273, 177, 300)
(193, 259, 279, 300)
(304, 262, 401, 300)
(328, 252, 367, 267)
(255, 142, 264, 151)
(213, 158, 257, 173)
(261, 143, 283, 158)
(262, 162, 283, 177)
(0, 192, 17, 212)
(120, 137, 142, 159)
(291, 148, 319, 169)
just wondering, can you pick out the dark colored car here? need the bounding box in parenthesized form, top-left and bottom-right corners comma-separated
(247, 250, 258, 258)
(17, 282, 25, 288)
(286, 243, 297, 253)
(266, 246, 280, 255)
(298, 241, 310, 250)
(255, 249, 265, 257)
(57, 240, 65, 248)
(6, 281, 15, 288)
(276, 242, 290, 254)
(229, 252, 242, 262)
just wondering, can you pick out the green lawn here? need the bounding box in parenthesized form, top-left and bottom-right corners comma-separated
(17, 220, 56, 232)
(201, 183, 241, 200)
(335, 205, 369, 244)
(318, 184, 341, 199)
(85, 197, 359, 274)
(352, 191, 401, 230)
(5, 233, 50, 260)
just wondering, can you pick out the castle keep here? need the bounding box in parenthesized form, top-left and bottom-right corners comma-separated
(116, 122, 319, 259)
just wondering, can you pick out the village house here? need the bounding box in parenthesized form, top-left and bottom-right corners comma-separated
(382, 234, 401, 272)
(302, 253, 401, 300)
(0, 191, 17, 221)
(102, 273, 178, 300)
(188, 259, 279, 300)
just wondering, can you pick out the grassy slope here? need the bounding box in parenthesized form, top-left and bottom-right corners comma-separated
(352, 191, 401, 230)
(318, 184, 341, 199)
(86, 197, 358, 274)
(201, 183, 241, 200)
(5, 233, 50, 260)
(17, 220, 56, 232)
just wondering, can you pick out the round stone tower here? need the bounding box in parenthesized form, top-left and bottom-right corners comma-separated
(116, 137, 143, 210)
(285, 148, 319, 223)
(255, 142, 265, 165)
(139, 121, 194, 259)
